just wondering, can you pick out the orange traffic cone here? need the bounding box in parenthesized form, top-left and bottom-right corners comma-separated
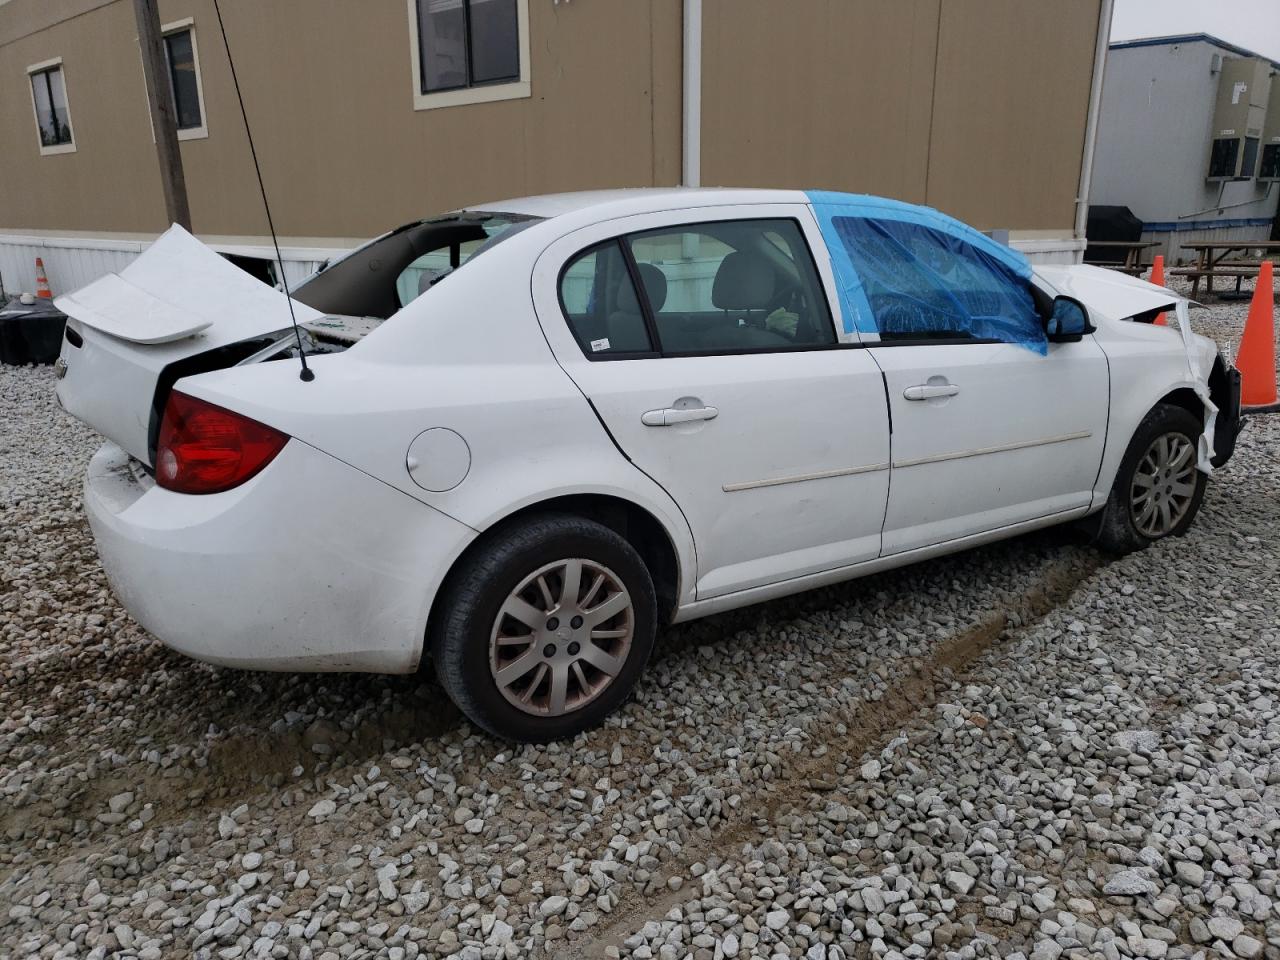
(34, 258, 52, 300)
(1149, 254, 1167, 326)
(1238, 260, 1276, 409)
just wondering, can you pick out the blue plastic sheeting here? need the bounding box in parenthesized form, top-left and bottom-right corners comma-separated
(806, 191, 1046, 354)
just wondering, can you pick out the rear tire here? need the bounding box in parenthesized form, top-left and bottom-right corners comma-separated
(1095, 403, 1207, 554)
(430, 513, 656, 742)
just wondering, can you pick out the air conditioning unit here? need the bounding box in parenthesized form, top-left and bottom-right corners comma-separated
(1206, 57, 1270, 181)
(1259, 73, 1280, 182)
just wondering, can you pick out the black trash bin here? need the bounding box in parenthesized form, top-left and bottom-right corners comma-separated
(1084, 205, 1145, 266)
(0, 297, 68, 365)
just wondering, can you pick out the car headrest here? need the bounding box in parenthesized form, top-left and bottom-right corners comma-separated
(712, 252, 775, 310)
(635, 262, 668, 312)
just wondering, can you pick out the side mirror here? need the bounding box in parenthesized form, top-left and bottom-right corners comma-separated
(1046, 296, 1093, 343)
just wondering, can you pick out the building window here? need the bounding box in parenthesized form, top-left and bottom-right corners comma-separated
(1208, 137, 1240, 180)
(1239, 136, 1260, 180)
(160, 20, 208, 140)
(1261, 144, 1280, 181)
(27, 59, 75, 154)
(407, 0, 530, 111)
(165, 29, 201, 130)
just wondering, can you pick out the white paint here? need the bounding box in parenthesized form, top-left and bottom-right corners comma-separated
(673, 506, 1090, 623)
(721, 462, 890, 493)
(406, 427, 471, 492)
(870, 338, 1109, 554)
(54, 226, 319, 462)
(890, 430, 1095, 469)
(60, 188, 1222, 676)
(530, 200, 889, 598)
(1036, 261, 1221, 486)
(83, 440, 474, 672)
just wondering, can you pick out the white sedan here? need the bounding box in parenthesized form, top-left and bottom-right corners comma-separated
(54, 189, 1241, 742)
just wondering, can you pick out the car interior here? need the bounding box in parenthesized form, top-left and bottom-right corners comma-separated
(562, 218, 836, 357)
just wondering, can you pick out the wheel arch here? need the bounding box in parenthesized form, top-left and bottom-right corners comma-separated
(1156, 386, 1204, 420)
(423, 493, 686, 663)
(1094, 372, 1208, 502)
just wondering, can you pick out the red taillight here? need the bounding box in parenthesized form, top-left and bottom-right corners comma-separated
(155, 391, 289, 494)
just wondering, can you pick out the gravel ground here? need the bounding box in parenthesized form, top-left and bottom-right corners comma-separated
(2, 292, 1278, 960)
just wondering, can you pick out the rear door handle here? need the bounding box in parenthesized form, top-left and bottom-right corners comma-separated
(641, 404, 719, 426)
(904, 383, 959, 401)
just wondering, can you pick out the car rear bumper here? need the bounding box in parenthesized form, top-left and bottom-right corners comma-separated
(84, 439, 476, 673)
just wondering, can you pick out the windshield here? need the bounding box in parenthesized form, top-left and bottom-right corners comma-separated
(292, 211, 541, 320)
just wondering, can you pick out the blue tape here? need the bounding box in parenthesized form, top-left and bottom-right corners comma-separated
(806, 191, 1044, 354)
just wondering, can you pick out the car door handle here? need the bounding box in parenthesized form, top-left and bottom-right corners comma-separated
(903, 383, 960, 401)
(641, 405, 719, 426)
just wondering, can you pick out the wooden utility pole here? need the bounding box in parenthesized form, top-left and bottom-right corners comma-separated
(133, 0, 192, 231)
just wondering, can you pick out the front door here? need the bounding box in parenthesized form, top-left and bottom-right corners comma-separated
(813, 208, 1109, 554)
(532, 206, 891, 599)
(871, 339, 1108, 553)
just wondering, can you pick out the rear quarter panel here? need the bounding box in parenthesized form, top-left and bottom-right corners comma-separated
(175, 235, 699, 606)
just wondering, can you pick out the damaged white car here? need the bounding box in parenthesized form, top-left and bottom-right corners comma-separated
(54, 189, 1242, 742)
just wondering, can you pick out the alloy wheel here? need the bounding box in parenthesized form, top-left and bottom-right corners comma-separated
(489, 558, 634, 717)
(1129, 432, 1197, 538)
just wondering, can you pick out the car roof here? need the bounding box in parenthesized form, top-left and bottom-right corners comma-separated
(466, 187, 810, 220)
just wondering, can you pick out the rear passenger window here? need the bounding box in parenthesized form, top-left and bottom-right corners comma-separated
(559, 241, 654, 356)
(626, 219, 835, 355)
(831, 216, 1044, 350)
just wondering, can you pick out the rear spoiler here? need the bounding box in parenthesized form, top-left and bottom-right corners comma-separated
(56, 272, 213, 344)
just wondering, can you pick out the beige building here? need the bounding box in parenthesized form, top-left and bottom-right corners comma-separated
(0, 0, 1111, 296)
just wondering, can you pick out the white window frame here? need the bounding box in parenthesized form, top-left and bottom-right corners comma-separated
(160, 17, 209, 141)
(407, 0, 531, 111)
(27, 57, 76, 156)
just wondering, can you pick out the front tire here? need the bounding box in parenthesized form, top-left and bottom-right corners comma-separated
(1096, 403, 1207, 554)
(430, 513, 657, 742)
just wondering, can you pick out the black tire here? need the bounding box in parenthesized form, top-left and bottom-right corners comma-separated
(430, 513, 657, 742)
(1095, 403, 1207, 554)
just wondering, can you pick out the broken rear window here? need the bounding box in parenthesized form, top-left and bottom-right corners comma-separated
(292, 212, 540, 320)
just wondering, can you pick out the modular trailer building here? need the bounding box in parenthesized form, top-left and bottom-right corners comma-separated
(1090, 33, 1280, 264)
(0, 0, 1113, 296)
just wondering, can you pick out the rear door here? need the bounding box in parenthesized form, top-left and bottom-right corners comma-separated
(532, 205, 890, 600)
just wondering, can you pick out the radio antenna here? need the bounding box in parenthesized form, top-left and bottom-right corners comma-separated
(211, 0, 314, 382)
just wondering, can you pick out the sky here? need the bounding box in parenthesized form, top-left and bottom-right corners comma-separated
(1110, 0, 1280, 63)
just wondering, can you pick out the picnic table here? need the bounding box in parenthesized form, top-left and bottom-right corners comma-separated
(1170, 240, 1280, 300)
(1085, 240, 1160, 276)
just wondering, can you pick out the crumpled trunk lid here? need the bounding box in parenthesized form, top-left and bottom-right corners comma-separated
(54, 226, 321, 466)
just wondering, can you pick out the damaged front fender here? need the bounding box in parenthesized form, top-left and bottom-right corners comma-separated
(1172, 301, 1220, 474)
(1173, 300, 1243, 474)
